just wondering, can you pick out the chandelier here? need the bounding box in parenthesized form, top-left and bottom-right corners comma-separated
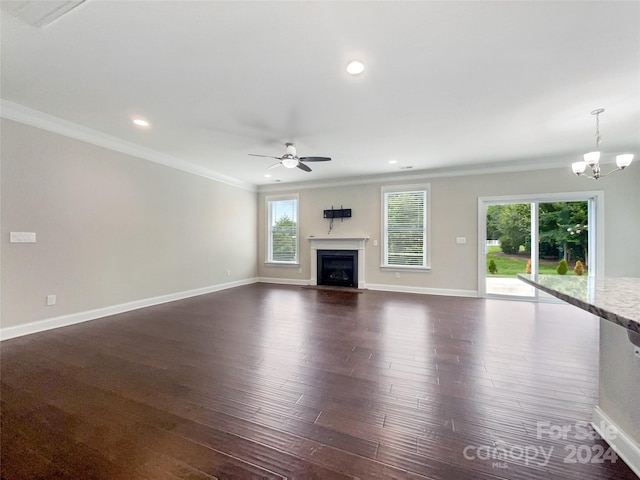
(571, 109, 634, 180)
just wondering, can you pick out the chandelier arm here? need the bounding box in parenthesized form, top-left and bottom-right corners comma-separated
(597, 167, 625, 178)
(576, 167, 625, 180)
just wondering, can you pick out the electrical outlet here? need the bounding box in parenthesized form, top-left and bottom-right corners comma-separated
(46, 294, 56, 306)
(226, 270, 231, 276)
(395, 272, 400, 279)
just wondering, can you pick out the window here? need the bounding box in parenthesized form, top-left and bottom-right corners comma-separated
(382, 185, 430, 269)
(266, 195, 298, 264)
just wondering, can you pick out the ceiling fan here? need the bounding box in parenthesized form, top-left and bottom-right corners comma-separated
(249, 143, 331, 172)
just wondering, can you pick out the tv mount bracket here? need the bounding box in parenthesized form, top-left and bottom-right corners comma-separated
(323, 206, 352, 234)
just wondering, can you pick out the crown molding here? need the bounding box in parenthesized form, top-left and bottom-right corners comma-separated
(0, 99, 256, 192)
(6, 99, 631, 195)
(256, 158, 571, 193)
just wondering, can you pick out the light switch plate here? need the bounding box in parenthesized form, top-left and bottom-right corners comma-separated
(10, 232, 36, 243)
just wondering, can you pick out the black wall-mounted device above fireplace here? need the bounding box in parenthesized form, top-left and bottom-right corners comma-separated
(323, 207, 352, 219)
(324, 205, 352, 234)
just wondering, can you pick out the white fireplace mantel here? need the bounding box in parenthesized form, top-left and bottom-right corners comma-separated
(308, 236, 369, 288)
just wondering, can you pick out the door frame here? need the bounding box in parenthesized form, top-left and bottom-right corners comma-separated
(477, 191, 605, 299)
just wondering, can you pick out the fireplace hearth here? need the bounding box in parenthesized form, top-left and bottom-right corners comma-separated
(317, 250, 358, 288)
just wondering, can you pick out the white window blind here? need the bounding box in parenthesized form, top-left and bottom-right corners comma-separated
(383, 188, 428, 268)
(267, 196, 298, 263)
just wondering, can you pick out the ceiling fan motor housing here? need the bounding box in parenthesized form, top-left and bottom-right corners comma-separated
(285, 143, 297, 157)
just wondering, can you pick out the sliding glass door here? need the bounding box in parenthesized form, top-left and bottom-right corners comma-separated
(484, 203, 535, 297)
(478, 192, 602, 299)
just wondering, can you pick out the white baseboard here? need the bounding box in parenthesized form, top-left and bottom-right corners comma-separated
(0, 278, 258, 341)
(257, 277, 311, 286)
(1, 279, 477, 341)
(366, 283, 478, 298)
(257, 279, 477, 297)
(592, 406, 640, 477)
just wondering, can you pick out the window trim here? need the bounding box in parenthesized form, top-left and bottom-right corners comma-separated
(265, 193, 299, 265)
(381, 184, 431, 270)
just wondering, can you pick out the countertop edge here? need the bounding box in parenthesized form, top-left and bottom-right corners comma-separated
(517, 274, 640, 334)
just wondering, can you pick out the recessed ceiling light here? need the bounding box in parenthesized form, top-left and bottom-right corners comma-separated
(388, 160, 398, 165)
(133, 118, 149, 127)
(264, 174, 272, 178)
(346, 60, 365, 75)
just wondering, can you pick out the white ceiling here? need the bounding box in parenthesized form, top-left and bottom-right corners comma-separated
(2, 1, 639, 188)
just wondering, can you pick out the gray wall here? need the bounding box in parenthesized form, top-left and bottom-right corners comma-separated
(258, 166, 640, 289)
(1, 119, 258, 329)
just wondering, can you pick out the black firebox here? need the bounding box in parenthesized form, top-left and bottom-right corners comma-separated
(317, 250, 358, 288)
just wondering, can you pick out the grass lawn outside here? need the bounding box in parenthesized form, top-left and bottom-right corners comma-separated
(486, 246, 587, 277)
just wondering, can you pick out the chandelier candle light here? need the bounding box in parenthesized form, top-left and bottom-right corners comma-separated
(572, 109, 634, 180)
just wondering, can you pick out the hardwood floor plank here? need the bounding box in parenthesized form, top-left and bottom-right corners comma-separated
(0, 409, 66, 480)
(2, 284, 637, 479)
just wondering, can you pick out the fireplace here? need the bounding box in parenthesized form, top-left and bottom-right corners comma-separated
(317, 250, 358, 288)
(308, 237, 368, 289)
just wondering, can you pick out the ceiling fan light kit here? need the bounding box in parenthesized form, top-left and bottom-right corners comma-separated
(571, 108, 634, 180)
(281, 158, 299, 169)
(249, 142, 331, 173)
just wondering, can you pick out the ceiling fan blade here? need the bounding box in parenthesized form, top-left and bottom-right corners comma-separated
(267, 162, 282, 170)
(249, 153, 282, 160)
(297, 162, 312, 172)
(299, 156, 331, 162)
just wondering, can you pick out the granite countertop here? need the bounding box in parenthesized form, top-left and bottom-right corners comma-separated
(517, 274, 640, 334)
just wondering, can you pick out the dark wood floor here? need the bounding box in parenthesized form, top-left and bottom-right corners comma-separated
(1, 283, 637, 479)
